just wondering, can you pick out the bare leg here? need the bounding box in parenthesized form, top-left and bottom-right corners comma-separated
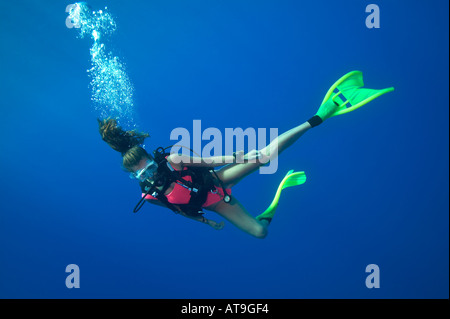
(217, 121, 312, 187)
(205, 196, 269, 239)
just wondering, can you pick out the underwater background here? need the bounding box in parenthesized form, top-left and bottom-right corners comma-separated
(0, 0, 448, 298)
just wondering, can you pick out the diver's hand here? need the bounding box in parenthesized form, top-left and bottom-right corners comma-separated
(208, 220, 225, 230)
(234, 149, 270, 164)
(244, 149, 260, 162)
(244, 149, 270, 164)
(234, 150, 245, 163)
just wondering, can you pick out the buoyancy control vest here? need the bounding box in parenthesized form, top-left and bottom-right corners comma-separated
(133, 147, 219, 216)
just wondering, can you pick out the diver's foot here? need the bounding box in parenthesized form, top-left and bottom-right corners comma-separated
(308, 98, 341, 127)
(257, 217, 272, 225)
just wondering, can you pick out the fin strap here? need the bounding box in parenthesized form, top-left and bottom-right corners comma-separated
(307, 115, 323, 127)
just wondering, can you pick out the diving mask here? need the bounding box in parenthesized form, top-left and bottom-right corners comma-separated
(130, 159, 158, 182)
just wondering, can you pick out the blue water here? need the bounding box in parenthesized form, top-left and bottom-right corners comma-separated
(0, 0, 448, 299)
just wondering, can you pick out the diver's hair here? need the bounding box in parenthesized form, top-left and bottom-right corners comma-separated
(122, 145, 151, 172)
(98, 118, 151, 171)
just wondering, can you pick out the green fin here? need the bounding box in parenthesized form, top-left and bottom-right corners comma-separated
(256, 171, 306, 221)
(316, 70, 394, 120)
(282, 171, 307, 189)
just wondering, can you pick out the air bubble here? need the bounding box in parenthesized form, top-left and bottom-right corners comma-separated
(70, 2, 135, 129)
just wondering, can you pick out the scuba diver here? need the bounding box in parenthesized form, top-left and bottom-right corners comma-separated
(98, 71, 393, 238)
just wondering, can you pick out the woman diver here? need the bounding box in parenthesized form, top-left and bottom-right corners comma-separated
(98, 71, 394, 238)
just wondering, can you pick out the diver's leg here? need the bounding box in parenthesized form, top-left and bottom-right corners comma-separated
(206, 196, 269, 238)
(217, 121, 312, 187)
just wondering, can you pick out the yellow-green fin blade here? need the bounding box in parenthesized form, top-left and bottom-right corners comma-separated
(282, 171, 306, 190)
(256, 170, 306, 221)
(318, 70, 394, 120)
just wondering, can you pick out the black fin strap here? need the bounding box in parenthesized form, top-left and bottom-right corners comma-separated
(307, 115, 323, 128)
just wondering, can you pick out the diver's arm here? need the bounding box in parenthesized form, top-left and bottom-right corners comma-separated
(146, 198, 224, 230)
(168, 154, 235, 168)
(178, 211, 225, 230)
(167, 150, 264, 168)
(145, 198, 168, 208)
